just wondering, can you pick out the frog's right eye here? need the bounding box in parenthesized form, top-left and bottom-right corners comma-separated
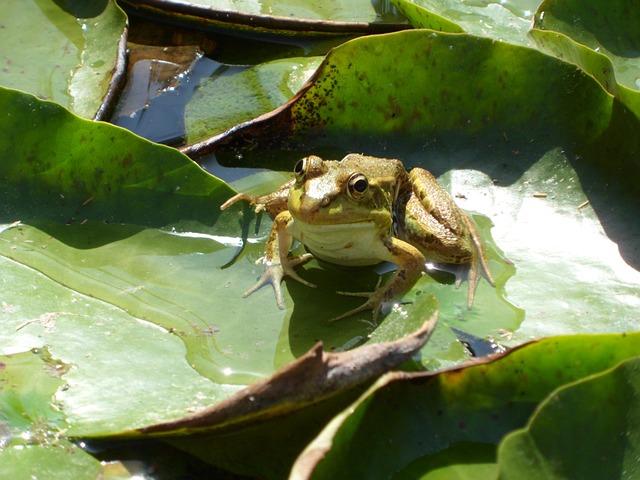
(347, 173, 369, 199)
(294, 158, 308, 182)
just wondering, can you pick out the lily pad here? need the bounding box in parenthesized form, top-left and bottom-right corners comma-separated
(0, 0, 127, 119)
(291, 333, 640, 478)
(533, 0, 640, 92)
(0, 349, 103, 479)
(185, 56, 323, 145)
(193, 31, 640, 363)
(391, 0, 542, 45)
(119, 0, 409, 35)
(192, 30, 613, 155)
(498, 355, 640, 480)
(0, 87, 439, 438)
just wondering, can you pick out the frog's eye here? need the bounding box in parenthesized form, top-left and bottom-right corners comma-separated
(294, 158, 308, 183)
(348, 173, 368, 199)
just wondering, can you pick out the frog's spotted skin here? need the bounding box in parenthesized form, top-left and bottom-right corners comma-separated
(221, 154, 494, 321)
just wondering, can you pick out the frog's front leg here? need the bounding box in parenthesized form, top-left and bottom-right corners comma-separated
(220, 179, 293, 217)
(244, 211, 315, 309)
(333, 237, 426, 323)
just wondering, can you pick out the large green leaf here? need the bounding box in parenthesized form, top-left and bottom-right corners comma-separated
(0, 0, 127, 119)
(0, 87, 441, 435)
(498, 355, 640, 480)
(195, 30, 640, 362)
(198, 30, 613, 153)
(291, 333, 640, 478)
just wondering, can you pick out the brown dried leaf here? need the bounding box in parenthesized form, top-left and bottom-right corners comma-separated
(139, 311, 437, 435)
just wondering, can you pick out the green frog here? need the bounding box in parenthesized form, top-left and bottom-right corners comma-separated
(221, 154, 494, 321)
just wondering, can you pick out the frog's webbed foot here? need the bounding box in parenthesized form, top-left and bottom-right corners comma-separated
(331, 278, 386, 323)
(244, 253, 315, 309)
(458, 213, 495, 308)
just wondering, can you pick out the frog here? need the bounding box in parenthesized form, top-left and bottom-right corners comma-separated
(221, 154, 494, 322)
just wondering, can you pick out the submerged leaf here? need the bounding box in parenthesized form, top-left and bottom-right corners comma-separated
(185, 56, 323, 144)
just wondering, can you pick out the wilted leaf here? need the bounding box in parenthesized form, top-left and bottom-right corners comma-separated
(139, 310, 437, 435)
(498, 355, 640, 480)
(291, 333, 640, 478)
(0, 0, 127, 119)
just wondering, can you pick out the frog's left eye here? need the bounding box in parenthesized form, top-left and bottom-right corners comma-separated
(294, 158, 308, 183)
(348, 173, 368, 199)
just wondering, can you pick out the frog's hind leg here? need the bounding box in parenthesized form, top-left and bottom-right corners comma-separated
(460, 212, 495, 308)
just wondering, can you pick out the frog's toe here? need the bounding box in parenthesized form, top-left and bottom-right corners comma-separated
(330, 291, 384, 323)
(243, 265, 286, 309)
(285, 269, 316, 289)
(329, 302, 374, 322)
(282, 253, 316, 288)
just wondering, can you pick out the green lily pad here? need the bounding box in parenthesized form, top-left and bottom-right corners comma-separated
(0, 87, 440, 438)
(0, 0, 127, 119)
(0, 349, 103, 479)
(119, 0, 409, 35)
(291, 333, 640, 478)
(498, 355, 640, 480)
(533, 0, 640, 92)
(197, 30, 613, 154)
(195, 31, 640, 366)
(391, 0, 542, 45)
(185, 56, 323, 145)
